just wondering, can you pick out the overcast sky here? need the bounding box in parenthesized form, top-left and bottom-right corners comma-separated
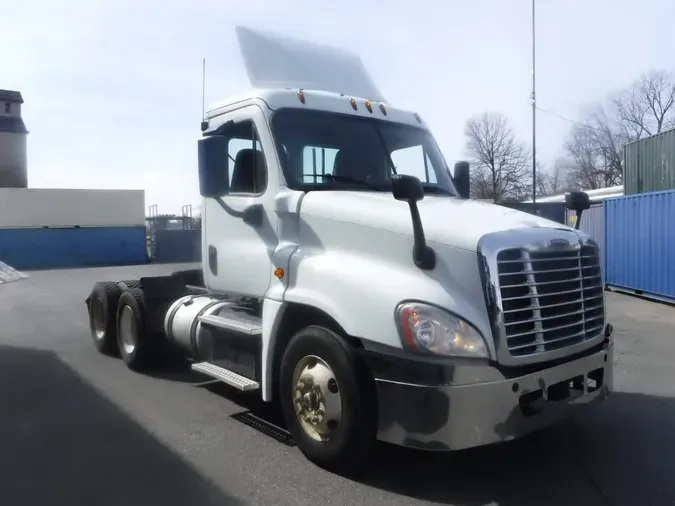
(2, 0, 674, 214)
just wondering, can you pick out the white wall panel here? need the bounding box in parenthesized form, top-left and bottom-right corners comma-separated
(0, 188, 145, 228)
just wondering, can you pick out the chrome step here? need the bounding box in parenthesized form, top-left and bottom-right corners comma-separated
(191, 362, 260, 391)
(198, 314, 262, 335)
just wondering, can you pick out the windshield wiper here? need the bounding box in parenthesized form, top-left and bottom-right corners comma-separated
(318, 174, 381, 191)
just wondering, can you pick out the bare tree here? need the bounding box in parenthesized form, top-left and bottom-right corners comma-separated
(533, 162, 552, 197)
(563, 111, 624, 189)
(533, 160, 572, 197)
(562, 69, 675, 189)
(549, 158, 574, 194)
(464, 112, 531, 203)
(613, 69, 675, 139)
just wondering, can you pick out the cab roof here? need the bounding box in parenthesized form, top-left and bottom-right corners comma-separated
(205, 88, 428, 129)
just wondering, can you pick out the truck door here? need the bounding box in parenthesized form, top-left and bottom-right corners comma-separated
(202, 104, 279, 297)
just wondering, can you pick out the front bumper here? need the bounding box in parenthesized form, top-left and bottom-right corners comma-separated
(372, 342, 613, 451)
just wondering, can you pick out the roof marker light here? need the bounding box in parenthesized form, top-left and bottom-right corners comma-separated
(297, 90, 306, 104)
(379, 103, 387, 116)
(349, 98, 357, 110)
(365, 100, 373, 113)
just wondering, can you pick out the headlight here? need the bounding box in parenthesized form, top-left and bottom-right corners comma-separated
(396, 302, 488, 358)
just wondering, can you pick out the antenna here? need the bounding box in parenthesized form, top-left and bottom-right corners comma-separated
(200, 58, 208, 132)
(531, 0, 537, 209)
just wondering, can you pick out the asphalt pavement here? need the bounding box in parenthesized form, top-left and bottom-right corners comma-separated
(1, 263, 674, 506)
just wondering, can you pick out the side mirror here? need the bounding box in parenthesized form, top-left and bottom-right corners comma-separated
(454, 161, 470, 199)
(392, 174, 424, 202)
(565, 191, 591, 212)
(198, 136, 230, 198)
(565, 191, 590, 230)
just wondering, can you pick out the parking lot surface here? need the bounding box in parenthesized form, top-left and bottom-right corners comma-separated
(1, 264, 674, 506)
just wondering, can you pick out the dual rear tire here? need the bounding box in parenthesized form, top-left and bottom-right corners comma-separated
(87, 281, 152, 371)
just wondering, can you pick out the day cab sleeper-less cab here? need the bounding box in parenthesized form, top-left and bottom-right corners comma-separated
(85, 26, 613, 471)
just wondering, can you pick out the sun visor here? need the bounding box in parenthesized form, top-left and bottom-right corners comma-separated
(235, 26, 386, 103)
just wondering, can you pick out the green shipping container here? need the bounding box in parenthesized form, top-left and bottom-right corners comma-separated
(624, 127, 675, 195)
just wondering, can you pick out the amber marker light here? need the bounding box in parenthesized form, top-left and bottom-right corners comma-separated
(274, 267, 285, 279)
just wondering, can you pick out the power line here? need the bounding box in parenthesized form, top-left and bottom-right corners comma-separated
(535, 105, 605, 132)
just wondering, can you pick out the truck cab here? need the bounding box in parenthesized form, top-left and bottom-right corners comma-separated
(86, 26, 613, 472)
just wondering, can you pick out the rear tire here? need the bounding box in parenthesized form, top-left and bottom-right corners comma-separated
(116, 287, 152, 371)
(118, 279, 141, 290)
(279, 326, 377, 472)
(88, 281, 123, 356)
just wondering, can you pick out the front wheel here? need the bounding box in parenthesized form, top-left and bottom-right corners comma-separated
(279, 326, 378, 472)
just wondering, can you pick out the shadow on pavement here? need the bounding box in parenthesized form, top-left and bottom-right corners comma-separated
(354, 391, 675, 506)
(212, 378, 675, 506)
(0, 345, 242, 506)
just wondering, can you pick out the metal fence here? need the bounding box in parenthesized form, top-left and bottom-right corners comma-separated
(565, 203, 605, 269)
(146, 204, 202, 264)
(150, 229, 202, 263)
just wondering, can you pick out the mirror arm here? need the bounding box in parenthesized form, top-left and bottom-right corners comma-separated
(574, 209, 583, 230)
(408, 201, 435, 270)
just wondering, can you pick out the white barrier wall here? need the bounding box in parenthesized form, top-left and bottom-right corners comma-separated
(0, 188, 145, 228)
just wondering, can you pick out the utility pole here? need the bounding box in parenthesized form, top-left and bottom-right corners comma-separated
(531, 0, 537, 208)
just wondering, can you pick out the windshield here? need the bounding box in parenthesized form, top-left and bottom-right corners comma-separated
(270, 108, 460, 196)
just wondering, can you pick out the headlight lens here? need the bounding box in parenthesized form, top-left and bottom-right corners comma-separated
(396, 302, 488, 358)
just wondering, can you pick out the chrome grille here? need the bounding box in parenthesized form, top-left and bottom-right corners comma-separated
(496, 244, 605, 358)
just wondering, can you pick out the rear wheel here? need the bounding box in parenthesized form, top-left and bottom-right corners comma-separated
(116, 287, 152, 371)
(279, 326, 378, 472)
(118, 279, 141, 290)
(88, 281, 123, 356)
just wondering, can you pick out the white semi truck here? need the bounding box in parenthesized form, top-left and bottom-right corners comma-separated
(86, 27, 613, 471)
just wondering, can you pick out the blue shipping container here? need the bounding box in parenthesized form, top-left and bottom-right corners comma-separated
(153, 229, 202, 264)
(0, 226, 147, 270)
(604, 190, 675, 302)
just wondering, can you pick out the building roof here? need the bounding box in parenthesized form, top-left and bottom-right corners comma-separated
(0, 90, 24, 104)
(0, 116, 29, 134)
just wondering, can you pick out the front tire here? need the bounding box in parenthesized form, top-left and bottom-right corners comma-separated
(279, 326, 378, 472)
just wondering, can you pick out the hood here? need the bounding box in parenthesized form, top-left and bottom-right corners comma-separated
(300, 191, 572, 251)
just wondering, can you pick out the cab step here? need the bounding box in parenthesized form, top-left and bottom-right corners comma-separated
(198, 313, 262, 335)
(191, 361, 260, 391)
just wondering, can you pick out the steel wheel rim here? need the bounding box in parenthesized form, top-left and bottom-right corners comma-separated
(291, 355, 342, 442)
(91, 297, 106, 340)
(119, 305, 137, 355)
